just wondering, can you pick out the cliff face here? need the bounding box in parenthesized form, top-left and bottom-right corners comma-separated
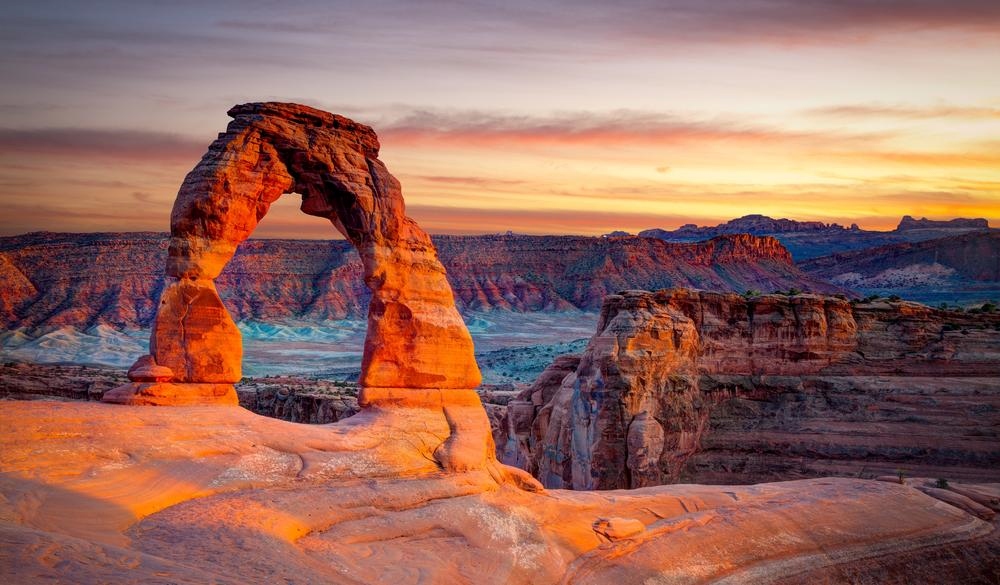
(800, 231, 1000, 304)
(0, 232, 837, 329)
(497, 289, 1000, 489)
(897, 215, 990, 231)
(0, 254, 37, 324)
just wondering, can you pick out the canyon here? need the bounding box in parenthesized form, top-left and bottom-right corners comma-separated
(0, 230, 834, 330)
(2, 102, 999, 583)
(495, 289, 1000, 489)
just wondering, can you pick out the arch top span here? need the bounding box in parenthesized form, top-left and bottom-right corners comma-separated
(105, 102, 482, 407)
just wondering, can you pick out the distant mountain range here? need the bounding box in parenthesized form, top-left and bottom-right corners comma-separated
(799, 231, 1000, 305)
(0, 231, 837, 330)
(3, 214, 996, 332)
(633, 214, 993, 260)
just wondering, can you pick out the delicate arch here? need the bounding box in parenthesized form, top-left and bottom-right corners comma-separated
(106, 103, 480, 406)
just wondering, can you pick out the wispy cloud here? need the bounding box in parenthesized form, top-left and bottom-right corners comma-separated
(407, 204, 702, 235)
(839, 148, 1000, 169)
(380, 109, 884, 150)
(0, 128, 205, 162)
(203, 1, 1000, 49)
(413, 175, 527, 188)
(809, 103, 1000, 120)
(206, 0, 1000, 52)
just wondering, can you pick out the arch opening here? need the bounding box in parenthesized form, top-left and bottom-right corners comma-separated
(250, 190, 345, 241)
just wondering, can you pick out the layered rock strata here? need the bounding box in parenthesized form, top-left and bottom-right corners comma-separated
(235, 376, 360, 424)
(497, 289, 1000, 489)
(0, 231, 839, 330)
(104, 102, 480, 409)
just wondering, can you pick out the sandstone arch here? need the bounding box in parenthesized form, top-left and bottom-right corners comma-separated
(104, 102, 481, 408)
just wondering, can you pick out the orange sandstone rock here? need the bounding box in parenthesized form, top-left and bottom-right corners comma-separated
(917, 486, 996, 521)
(507, 289, 1000, 489)
(1, 401, 996, 584)
(108, 102, 480, 407)
(151, 280, 241, 384)
(126, 355, 173, 383)
(102, 382, 238, 406)
(593, 517, 646, 540)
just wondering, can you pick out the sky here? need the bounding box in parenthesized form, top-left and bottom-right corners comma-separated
(1, 0, 999, 238)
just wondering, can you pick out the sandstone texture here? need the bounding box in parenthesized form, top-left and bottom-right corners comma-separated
(105, 102, 480, 406)
(0, 231, 838, 330)
(126, 355, 173, 383)
(2, 401, 997, 584)
(497, 289, 1000, 489)
(0, 253, 37, 326)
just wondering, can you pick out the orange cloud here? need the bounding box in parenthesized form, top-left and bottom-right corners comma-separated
(809, 103, 1000, 120)
(1, 111, 997, 239)
(837, 149, 1000, 169)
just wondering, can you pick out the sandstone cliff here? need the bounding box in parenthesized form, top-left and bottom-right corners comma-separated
(496, 289, 1000, 489)
(897, 215, 990, 231)
(0, 231, 838, 329)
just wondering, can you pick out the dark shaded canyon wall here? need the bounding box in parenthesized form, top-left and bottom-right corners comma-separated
(496, 289, 1000, 489)
(801, 230, 1000, 282)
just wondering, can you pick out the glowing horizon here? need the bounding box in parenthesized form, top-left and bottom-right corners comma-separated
(1, 1, 998, 238)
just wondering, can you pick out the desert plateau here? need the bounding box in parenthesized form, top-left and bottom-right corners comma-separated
(2, 2, 1000, 584)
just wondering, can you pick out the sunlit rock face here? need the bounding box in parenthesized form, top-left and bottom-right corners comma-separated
(502, 289, 1000, 490)
(4, 401, 999, 584)
(105, 102, 480, 407)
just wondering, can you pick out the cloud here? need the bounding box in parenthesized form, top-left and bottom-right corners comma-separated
(841, 149, 1000, 169)
(516, 0, 1000, 47)
(379, 109, 881, 151)
(412, 175, 527, 188)
(206, 1, 1000, 51)
(214, 18, 341, 35)
(0, 128, 206, 162)
(406, 204, 705, 235)
(809, 103, 1000, 120)
(0, 201, 172, 236)
(209, 1, 1000, 52)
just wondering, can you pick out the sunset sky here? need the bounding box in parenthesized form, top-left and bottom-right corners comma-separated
(1, 0, 999, 238)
